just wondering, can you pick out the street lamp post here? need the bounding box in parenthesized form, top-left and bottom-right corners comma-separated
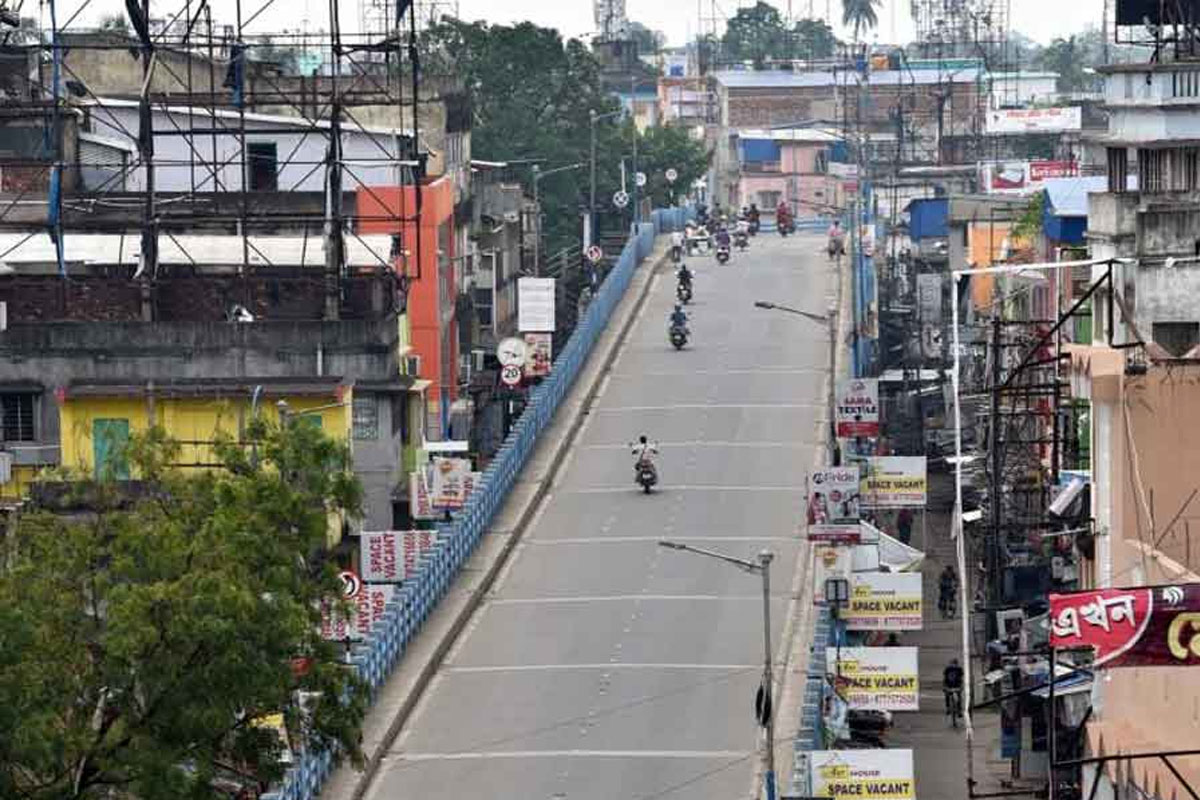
(588, 108, 623, 250)
(754, 300, 840, 466)
(531, 161, 585, 276)
(658, 541, 778, 800)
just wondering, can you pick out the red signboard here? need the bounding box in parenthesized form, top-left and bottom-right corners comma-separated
(1029, 160, 1079, 182)
(1049, 584, 1200, 667)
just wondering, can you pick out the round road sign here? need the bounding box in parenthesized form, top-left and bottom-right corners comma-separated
(635, 171, 647, 187)
(665, 168, 678, 183)
(500, 364, 523, 387)
(612, 190, 630, 209)
(497, 337, 528, 368)
(586, 244, 604, 263)
(338, 570, 361, 599)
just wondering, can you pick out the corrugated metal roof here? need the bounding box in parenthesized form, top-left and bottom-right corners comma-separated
(0, 233, 398, 267)
(736, 127, 842, 143)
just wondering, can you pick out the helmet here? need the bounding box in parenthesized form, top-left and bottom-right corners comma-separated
(674, 304, 682, 312)
(639, 435, 648, 444)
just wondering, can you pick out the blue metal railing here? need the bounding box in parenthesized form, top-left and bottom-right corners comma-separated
(263, 207, 689, 800)
(789, 605, 833, 796)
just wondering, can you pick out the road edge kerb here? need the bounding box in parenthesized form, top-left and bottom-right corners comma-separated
(339, 243, 672, 800)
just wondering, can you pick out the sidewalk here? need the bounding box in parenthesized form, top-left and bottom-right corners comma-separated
(888, 472, 1005, 799)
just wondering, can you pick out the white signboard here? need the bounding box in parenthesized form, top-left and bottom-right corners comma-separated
(359, 530, 438, 583)
(518, 277, 556, 332)
(835, 378, 880, 439)
(352, 584, 395, 640)
(828, 162, 859, 179)
(986, 106, 1082, 135)
(409, 465, 437, 519)
(826, 647, 921, 711)
(813, 545, 852, 602)
(809, 749, 916, 800)
(431, 456, 472, 509)
(861, 456, 928, 508)
(806, 466, 861, 543)
(845, 572, 924, 631)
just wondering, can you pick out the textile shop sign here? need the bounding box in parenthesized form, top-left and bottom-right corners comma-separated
(836, 378, 880, 438)
(845, 572, 923, 631)
(860, 457, 927, 508)
(808, 749, 916, 800)
(807, 466, 862, 543)
(359, 530, 437, 583)
(827, 647, 920, 711)
(1050, 583, 1200, 667)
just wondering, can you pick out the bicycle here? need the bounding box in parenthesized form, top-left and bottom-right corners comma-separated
(944, 687, 963, 728)
(939, 589, 958, 619)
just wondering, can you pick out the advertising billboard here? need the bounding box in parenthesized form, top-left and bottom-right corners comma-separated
(1050, 583, 1200, 667)
(845, 572, 924, 631)
(808, 749, 916, 800)
(827, 647, 921, 711)
(836, 378, 880, 438)
(524, 332, 553, 378)
(861, 457, 928, 508)
(814, 545, 853, 602)
(806, 466, 861, 543)
(518, 277, 556, 332)
(985, 106, 1082, 135)
(980, 160, 1079, 195)
(359, 530, 438, 583)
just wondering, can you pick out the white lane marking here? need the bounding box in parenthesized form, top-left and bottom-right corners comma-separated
(595, 403, 822, 412)
(528, 536, 797, 545)
(444, 663, 757, 673)
(581, 440, 812, 450)
(397, 750, 753, 761)
(562, 485, 802, 495)
(488, 594, 767, 605)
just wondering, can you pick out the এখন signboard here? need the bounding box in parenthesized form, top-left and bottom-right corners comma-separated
(836, 378, 880, 439)
(806, 466, 861, 543)
(1050, 583, 1200, 667)
(808, 748, 916, 800)
(844, 572, 924, 631)
(860, 456, 928, 509)
(359, 530, 438, 583)
(826, 647, 920, 711)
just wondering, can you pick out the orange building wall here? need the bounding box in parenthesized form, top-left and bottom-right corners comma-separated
(357, 177, 458, 427)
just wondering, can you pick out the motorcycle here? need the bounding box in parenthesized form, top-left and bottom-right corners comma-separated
(748, 219, 760, 236)
(715, 244, 730, 265)
(778, 218, 794, 237)
(734, 230, 749, 250)
(671, 243, 683, 263)
(676, 280, 693, 304)
(635, 458, 658, 493)
(669, 323, 688, 350)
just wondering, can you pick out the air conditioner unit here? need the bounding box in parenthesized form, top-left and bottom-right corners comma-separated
(472, 348, 487, 372)
(404, 355, 421, 377)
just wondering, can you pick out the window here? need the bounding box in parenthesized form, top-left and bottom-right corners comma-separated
(758, 190, 781, 209)
(1, 393, 35, 442)
(248, 142, 278, 191)
(1152, 321, 1200, 357)
(92, 418, 130, 481)
(353, 396, 379, 440)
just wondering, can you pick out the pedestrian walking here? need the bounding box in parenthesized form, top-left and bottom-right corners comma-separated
(897, 507, 914, 544)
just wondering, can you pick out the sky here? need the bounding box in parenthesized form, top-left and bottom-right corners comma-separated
(62, 0, 1103, 47)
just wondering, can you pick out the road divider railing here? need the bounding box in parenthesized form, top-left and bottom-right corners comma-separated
(263, 206, 690, 800)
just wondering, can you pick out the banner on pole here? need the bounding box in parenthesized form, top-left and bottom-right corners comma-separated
(359, 530, 438, 583)
(844, 572, 924, 631)
(836, 378, 880, 438)
(809, 749, 916, 800)
(806, 466, 861, 543)
(861, 457, 928, 508)
(827, 647, 920, 711)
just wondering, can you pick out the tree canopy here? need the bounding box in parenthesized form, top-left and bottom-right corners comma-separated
(842, 0, 882, 42)
(720, 3, 836, 65)
(0, 422, 367, 800)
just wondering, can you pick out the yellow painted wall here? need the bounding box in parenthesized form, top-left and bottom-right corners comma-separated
(0, 465, 39, 501)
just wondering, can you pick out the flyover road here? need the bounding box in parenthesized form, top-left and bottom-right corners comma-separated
(364, 231, 836, 800)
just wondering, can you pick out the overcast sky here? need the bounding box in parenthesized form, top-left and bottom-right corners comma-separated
(67, 0, 1103, 47)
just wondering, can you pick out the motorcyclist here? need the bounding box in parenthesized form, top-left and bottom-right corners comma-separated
(670, 303, 689, 332)
(828, 219, 846, 258)
(943, 658, 964, 717)
(670, 228, 684, 260)
(748, 203, 760, 225)
(631, 435, 659, 479)
(714, 226, 732, 250)
(676, 263, 693, 288)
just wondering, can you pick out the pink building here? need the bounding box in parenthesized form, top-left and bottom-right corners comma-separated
(734, 128, 844, 218)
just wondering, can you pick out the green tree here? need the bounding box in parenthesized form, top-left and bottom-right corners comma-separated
(635, 125, 710, 207)
(722, 1, 788, 67)
(793, 17, 837, 59)
(1036, 34, 1101, 93)
(0, 422, 367, 800)
(842, 0, 881, 42)
(627, 21, 665, 56)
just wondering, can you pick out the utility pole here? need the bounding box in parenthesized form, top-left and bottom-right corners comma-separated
(659, 542, 778, 800)
(631, 76, 640, 225)
(988, 313, 1003, 620)
(589, 109, 597, 249)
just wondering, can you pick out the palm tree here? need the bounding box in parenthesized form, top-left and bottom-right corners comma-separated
(842, 0, 881, 42)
